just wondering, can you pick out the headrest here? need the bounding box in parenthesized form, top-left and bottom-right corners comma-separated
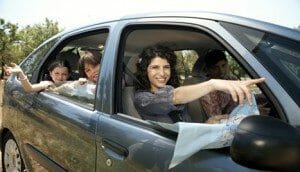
(57, 49, 80, 71)
(124, 56, 139, 86)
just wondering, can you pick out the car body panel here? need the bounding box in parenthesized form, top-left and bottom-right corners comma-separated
(3, 76, 98, 171)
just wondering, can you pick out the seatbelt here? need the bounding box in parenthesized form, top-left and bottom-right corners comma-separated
(123, 64, 144, 88)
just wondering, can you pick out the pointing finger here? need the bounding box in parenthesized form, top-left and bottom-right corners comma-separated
(244, 78, 265, 86)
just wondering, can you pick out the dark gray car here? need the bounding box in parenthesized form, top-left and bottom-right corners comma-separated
(1, 12, 300, 172)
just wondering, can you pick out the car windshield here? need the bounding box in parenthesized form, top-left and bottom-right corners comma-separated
(221, 22, 300, 106)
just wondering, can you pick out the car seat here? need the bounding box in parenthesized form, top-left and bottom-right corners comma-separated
(183, 57, 209, 123)
(122, 56, 142, 119)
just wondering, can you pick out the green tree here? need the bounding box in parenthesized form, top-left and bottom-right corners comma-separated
(0, 18, 19, 65)
(227, 55, 248, 79)
(17, 18, 61, 62)
(175, 50, 198, 82)
(0, 18, 61, 66)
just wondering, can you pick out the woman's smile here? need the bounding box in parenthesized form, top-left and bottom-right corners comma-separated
(147, 56, 171, 92)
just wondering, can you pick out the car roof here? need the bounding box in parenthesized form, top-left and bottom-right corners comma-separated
(121, 11, 300, 40)
(51, 11, 300, 45)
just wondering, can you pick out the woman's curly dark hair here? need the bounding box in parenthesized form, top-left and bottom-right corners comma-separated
(135, 45, 179, 91)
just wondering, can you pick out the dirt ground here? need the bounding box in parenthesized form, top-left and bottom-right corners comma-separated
(0, 80, 3, 128)
(0, 80, 4, 170)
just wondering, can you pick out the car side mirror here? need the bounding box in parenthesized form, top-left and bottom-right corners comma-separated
(230, 115, 300, 171)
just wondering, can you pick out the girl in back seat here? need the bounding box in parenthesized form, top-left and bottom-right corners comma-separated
(6, 60, 71, 92)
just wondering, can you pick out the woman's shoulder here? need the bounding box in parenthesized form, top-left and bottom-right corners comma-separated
(158, 85, 174, 92)
(135, 85, 175, 102)
(136, 85, 174, 94)
(135, 89, 152, 98)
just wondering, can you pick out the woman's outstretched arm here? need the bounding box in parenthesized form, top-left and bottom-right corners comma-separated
(173, 78, 265, 106)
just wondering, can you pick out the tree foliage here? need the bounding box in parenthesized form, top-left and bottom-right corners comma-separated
(0, 18, 61, 66)
(0, 18, 19, 64)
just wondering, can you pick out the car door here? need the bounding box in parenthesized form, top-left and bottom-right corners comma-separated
(27, 93, 98, 171)
(11, 28, 109, 171)
(95, 18, 272, 171)
(94, 21, 182, 171)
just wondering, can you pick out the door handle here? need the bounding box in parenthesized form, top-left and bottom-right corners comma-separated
(101, 139, 129, 161)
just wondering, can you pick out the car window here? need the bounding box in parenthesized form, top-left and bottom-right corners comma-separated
(20, 38, 58, 80)
(174, 50, 199, 83)
(221, 22, 300, 106)
(117, 25, 278, 123)
(39, 30, 109, 108)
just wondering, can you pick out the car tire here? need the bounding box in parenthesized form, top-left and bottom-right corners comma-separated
(2, 132, 25, 172)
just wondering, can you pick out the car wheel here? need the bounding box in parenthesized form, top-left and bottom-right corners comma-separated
(2, 132, 25, 172)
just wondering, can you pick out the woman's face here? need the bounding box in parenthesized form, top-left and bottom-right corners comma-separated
(147, 57, 171, 92)
(50, 66, 69, 83)
(84, 63, 100, 83)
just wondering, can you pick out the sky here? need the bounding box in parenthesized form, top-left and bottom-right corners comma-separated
(0, 0, 300, 30)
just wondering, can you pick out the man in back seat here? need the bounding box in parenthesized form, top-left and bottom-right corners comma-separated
(199, 50, 238, 121)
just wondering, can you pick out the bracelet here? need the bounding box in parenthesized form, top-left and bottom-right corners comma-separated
(19, 76, 28, 81)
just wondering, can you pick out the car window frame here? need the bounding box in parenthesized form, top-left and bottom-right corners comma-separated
(115, 24, 216, 121)
(20, 37, 59, 81)
(115, 20, 284, 125)
(221, 22, 300, 106)
(33, 28, 110, 110)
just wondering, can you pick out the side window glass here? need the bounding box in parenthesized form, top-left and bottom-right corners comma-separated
(174, 50, 199, 84)
(225, 53, 276, 117)
(181, 50, 275, 119)
(20, 38, 58, 79)
(119, 25, 278, 123)
(42, 30, 108, 108)
(221, 22, 300, 106)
